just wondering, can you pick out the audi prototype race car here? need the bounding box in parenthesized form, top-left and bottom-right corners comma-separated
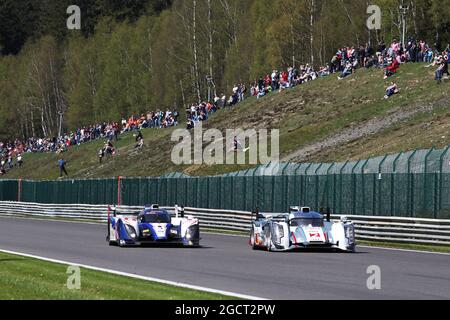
(250, 207, 356, 252)
(107, 205, 200, 247)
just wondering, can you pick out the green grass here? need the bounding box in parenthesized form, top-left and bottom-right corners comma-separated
(358, 240, 450, 254)
(1, 63, 449, 180)
(0, 251, 236, 300)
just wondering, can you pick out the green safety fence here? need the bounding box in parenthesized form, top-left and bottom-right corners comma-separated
(1, 146, 449, 219)
(0, 180, 18, 201)
(19, 178, 118, 205)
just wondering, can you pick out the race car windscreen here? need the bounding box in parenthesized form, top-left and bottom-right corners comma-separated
(290, 218, 324, 227)
(141, 212, 171, 223)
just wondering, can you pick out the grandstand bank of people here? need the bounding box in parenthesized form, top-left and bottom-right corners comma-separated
(1, 37, 448, 176)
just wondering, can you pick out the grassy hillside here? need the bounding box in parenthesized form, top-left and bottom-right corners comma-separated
(3, 63, 450, 180)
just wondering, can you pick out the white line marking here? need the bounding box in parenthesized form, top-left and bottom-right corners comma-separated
(1, 215, 449, 256)
(0, 248, 267, 300)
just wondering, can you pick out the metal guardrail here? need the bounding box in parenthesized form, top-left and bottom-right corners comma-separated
(0, 202, 449, 246)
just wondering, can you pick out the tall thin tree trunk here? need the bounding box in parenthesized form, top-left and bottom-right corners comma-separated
(192, 0, 202, 103)
(310, 0, 315, 66)
(290, 14, 295, 67)
(207, 0, 216, 97)
(340, 0, 360, 44)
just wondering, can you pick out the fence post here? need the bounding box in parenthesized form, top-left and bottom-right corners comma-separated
(391, 152, 403, 216)
(339, 161, 349, 214)
(351, 161, 361, 215)
(439, 146, 450, 213)
(327, 163, 336, 213)
(407, 150, 418, 217)
(117, 176, 122, 206)
(17, 179, 22, 202)
(281, 165, 290, 211)
(243, 168, 251, 211)
(314, 164, 324, 210)
(252, 167, 257, 210)
(423, 148, 434, 216)
(434, 172, 439, 219)
(378, 155, 388, 216)
(361, 159, 370, 215)
(304, 163, 313, 207)
(295, 164, 303, 206)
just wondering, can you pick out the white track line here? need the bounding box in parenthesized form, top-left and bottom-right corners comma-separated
(0, 248, 267, 300)
(1, 215, 449, 256)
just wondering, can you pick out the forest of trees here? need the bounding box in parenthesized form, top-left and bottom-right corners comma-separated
(0, 0, 449, 139)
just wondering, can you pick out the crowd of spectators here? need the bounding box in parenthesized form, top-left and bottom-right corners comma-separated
(0, 108, 178, 176)
(1, 36, 448, 176)
(183, 38, 448, 131)
(121, 110, 179, 132)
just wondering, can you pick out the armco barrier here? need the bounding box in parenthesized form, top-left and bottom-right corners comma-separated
(0, 202, 449, 246)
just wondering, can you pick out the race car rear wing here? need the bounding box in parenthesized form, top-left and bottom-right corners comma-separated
(107, 204, 185, 218)
(251, 206, 332, 222)
(251, 208, 287, 222)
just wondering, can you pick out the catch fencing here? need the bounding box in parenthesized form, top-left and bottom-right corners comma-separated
(0, 202, 449, 246)
(0, 146, 449, 219)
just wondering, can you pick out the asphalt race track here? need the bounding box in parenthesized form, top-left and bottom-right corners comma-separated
(1, 217, 449, 300)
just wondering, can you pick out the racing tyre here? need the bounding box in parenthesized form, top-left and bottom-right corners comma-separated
(266, 227, 273, 252)
(117, 225, 125, 248)
(250, 227, 257, 250)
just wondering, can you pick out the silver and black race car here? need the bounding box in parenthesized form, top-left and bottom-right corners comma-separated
(107, 205, 200, 247)
(249, 207, 356, 252)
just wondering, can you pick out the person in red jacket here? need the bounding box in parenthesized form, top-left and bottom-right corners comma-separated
(384, 58, 400, 79)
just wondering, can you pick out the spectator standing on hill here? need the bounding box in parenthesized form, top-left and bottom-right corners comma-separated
(435, 54, 446, 84)
(134, 130, 144, 149)
(58, 158, 68, 178)
(17, 154, 23, 167)
(135, 130, 143, 143)
(98, 148, 104, 164)
(135, 131, 144, 149)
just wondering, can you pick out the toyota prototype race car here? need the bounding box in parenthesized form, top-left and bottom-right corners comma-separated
(249, 207, 356, 252)
(107, 205, 200, 247)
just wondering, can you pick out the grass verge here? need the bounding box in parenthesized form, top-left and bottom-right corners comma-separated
(358, 240, 450, 254)
(0, 251, 237, 300)
(1, 63, 449, 180)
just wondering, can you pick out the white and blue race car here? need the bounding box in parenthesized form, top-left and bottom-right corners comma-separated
(250, 207, 356, 252)
(107, 205, 200, 247)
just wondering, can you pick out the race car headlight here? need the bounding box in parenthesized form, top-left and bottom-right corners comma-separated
(125, 225, 137, 240)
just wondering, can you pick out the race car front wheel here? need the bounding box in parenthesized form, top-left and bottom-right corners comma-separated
(250, 227, 257, 250)
(266, 227, 273, 252)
